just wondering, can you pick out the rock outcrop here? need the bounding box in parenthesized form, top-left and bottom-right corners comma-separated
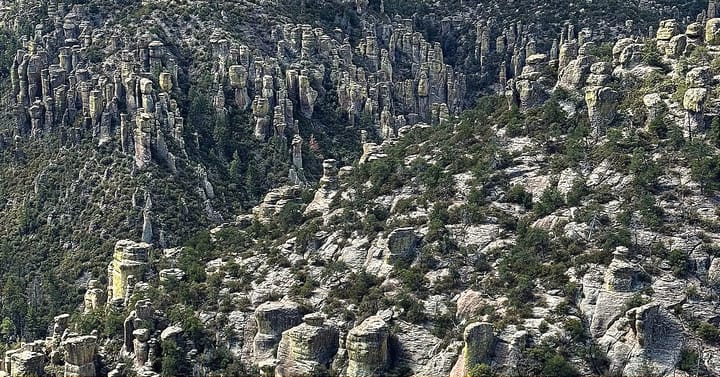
(62, 335, 97, 377)
(346, 316, 389, 377)
(275, 313, 339, 377)
(107, 240, 150, 303)
(450, 322, 496, 377)
(6, 348, 45, 377)
(585, 86, 619, 138)
(253, 300, 303, 362)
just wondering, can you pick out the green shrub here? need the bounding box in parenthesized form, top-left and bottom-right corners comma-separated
(697, 321, 720, 344)
(468, 363, 495, 377)
(505, 185, 533, 209)
(667, 249, 689, 277)
(542, 354, 580, 377)
(677, 348, 699, 373)
(533, 188, 565, 217)
(621, 293, 649, 313)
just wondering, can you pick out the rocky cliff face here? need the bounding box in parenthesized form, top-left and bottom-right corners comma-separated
(1, 0, 720, 377)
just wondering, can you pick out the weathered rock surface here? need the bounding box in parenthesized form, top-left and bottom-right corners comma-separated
(275, 313, 339, 377)
(346, 316, 389, 377)
(254, 300, 303, 362)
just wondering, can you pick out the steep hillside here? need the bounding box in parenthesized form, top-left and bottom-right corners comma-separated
(0, 1, 719, 377)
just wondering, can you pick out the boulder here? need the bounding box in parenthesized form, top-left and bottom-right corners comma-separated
(686, 66, 712, 88)
(683, 88, 708, 112)
(385, 228, 418, 266)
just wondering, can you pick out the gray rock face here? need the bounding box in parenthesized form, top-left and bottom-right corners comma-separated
(601, 304, 685, 376)
(556, 55, 593, 90)
(385, 228, 418, 266)
(275, 313, 339, 377)
(253, 300, 303, 362)
(346, 316, 389, 377)
(589, 249, 647, 338)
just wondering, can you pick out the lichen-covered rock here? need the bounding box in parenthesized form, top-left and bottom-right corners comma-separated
(275, 313, 339, 377)
(449, 322, 495, 377)
(107, 240, 150, 303)
(254, 300, 303, 362)
(683, 88, 708, 113)
(585, 86, 618, 137)
(706, 18, 720, 46)
(643, 93, 665, 127)
(655, 19, 678, 41)
(346, 316, 389, 377)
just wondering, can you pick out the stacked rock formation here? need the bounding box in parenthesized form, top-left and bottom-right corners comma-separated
(275, 313, 339, 377)
(8, 4, 184, 172)
(62, 335, 97, 377)
(304, 159, 339, 214)
(107, 240, 150, 304)
(683, 66, 711, 137)
(83, 280, 106, 313)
